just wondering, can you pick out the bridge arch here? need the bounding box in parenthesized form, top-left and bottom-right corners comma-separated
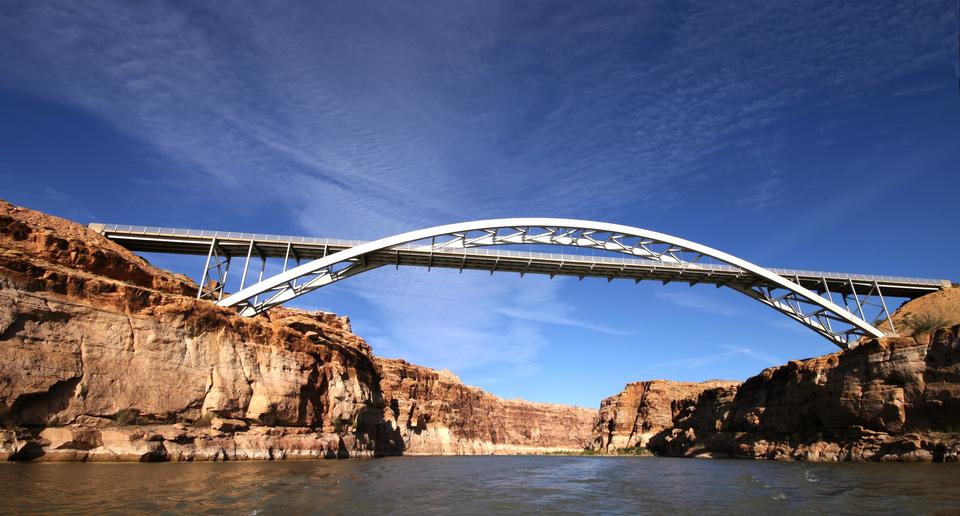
(217, 218, 887, 348)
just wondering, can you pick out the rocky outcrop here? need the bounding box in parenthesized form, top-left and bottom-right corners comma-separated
(647, 325, 960, 461)
(378, 358, 596, 454)
(590, 289, 960, 461)
(886, 287, 960, 336)
(0, 200, 595, 461)
(0, 198, 399, 459)
(1, 422, 367, 462)
(590, 380, 738, 453)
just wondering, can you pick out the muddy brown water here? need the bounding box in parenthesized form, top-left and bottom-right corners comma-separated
(2, 456, 959, 514)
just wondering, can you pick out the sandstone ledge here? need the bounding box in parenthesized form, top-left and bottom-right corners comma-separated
(0, 424, 385, 462)
(590, 321, 960, 462)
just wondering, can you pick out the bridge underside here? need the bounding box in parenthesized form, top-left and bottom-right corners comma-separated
(91, 221, 952, 350)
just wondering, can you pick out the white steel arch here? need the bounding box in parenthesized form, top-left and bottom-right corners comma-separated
(217, 218, 887, 348)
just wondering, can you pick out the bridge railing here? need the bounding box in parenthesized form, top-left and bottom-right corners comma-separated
(92, 223, 369, 248)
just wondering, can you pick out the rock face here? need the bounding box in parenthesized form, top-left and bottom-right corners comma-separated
(590, 380, 738, 453)
(378, 358, 596, 454)
(653, 326, 960, 462)
(886, 287, 960, 337)
(0, 200, 596, 461)
(590, 290, 960, 461)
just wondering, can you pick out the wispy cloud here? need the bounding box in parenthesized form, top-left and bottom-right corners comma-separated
(892, 83, 947, 97)
(656, 289, 740, 317)
(705, 345, 782, 368)
(1, 0, 954, 398)
(636, 344, 783, 378)
(2, 1, 952, 231)
(737, 173, 787, 211)
(496, 307, 633, 336)
(0, 174, 98, 222)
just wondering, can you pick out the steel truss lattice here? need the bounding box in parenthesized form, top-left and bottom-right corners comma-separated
(197, 238, 231, 301)
(216, 219, 894, 348)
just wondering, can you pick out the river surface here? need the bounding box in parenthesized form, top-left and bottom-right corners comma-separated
(2, 456, 959, 514)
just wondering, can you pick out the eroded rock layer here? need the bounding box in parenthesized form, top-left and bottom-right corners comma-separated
(378, 358, 596, 454)
(590, 289, 960, 462)
(590, 379, 739, 453)
(0, 200, 595, 461)
(649, 326, 960, 462)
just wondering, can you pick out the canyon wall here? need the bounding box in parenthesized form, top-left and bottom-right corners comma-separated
(590, 380, 738, 453)
(0, 200, 594, 461)
(591, 290, 960, 462)
(378, 358, 595, 454)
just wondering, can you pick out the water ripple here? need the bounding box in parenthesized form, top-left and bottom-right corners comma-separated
(2, 457, 959, 515)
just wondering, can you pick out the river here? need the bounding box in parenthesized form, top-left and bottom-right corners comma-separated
(2, 456, 959, 514)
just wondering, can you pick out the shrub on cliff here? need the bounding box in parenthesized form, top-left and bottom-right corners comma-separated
(194, 412, 216, 428)
(332, 418, 357, 436)
(112, 409, 142, 426)
(902, 313, 951, 335)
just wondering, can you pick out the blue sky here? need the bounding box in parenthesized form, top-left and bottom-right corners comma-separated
(2, 1, 958, 407)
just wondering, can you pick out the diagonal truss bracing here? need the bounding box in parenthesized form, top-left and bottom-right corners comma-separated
(215, 218, 897, 348)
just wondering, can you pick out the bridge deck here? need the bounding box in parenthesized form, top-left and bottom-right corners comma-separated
(90, 223, 952, 299)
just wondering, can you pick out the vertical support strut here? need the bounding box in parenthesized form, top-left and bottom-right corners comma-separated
(874, 280, 896, 334)
(198, 238, 216, 299)
(198, 238, 230, 301)
(218, 257, 231, 301)
(282, 241, 292, 272)
(821, 276, 833, 304)
(819, 276, 835, 334)
(254, 254, 266, 306)
(290, 245, 300, 288)
(239, 239, 255, 291)
(848, 279, 867, 323)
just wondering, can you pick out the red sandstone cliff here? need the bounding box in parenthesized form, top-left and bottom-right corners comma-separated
(590, 379, 738, 453)
(0, 200, 595, 461)
(378, 358, 595, 454)
(591, 290, 960, 462)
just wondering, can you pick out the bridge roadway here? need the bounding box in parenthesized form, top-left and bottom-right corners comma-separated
(89, 223, 952, 300)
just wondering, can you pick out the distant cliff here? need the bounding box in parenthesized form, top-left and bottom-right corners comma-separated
(378, 358, 595, 454)
(0, 200, 594, 461)
(590, 290, 960, 462)
(590, 379, 739, 453)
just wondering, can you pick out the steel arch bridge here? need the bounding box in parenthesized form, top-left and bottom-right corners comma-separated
(215, 218, 908, 349)
(91, 219, 953, 349)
